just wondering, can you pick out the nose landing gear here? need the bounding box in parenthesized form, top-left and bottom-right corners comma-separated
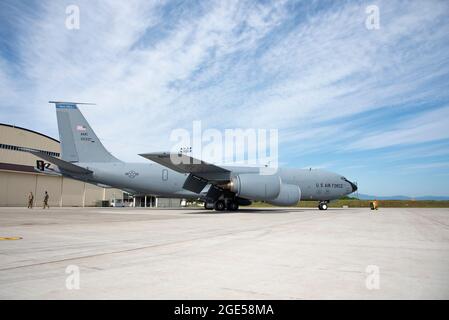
(318, 201, 328, 210)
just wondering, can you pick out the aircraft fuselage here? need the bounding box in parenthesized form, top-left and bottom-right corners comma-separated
(67, 161, 355, 201)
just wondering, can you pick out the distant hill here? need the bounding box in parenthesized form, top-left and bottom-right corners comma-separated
(357, 194, 449, 201)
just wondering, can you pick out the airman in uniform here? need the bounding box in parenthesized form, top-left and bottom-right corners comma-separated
(43, 191, 50, 209)
(27, 192, 34, 209)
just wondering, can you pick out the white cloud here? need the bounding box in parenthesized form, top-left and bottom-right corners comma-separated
(347, 106, 449, 150)
(405, 161, 449, 170)
(1, 0, 449, 165)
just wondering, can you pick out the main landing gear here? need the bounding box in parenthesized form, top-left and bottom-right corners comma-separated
(214, 200, 226, 211)
(204, 199, 239, 211)
(318, 201, 329, 210)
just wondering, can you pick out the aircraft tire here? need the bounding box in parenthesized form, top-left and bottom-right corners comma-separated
(214, 200, 226, 211)
(204, 202, 214, 210)
(227, 201, 239, 211)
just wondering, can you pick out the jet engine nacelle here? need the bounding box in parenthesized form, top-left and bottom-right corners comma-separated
(267, 183, 301, 206)
(230, 174, 281, 201)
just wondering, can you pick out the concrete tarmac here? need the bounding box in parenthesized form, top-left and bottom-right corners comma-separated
(0, 206, 448, 299)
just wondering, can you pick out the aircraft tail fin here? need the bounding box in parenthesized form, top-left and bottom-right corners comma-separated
(50, 101, 119, 163)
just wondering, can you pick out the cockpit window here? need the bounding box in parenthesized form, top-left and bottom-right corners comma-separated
(341, 176, 357, 192)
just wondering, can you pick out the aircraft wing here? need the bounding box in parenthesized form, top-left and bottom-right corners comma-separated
(139, 152, 231, 197)
(139, 152, 229, 175)
(27, 150, 93, 175)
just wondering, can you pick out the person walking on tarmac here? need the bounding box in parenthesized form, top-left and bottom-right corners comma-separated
(43, 191, 50, 209)
(27, 192, 34, 209)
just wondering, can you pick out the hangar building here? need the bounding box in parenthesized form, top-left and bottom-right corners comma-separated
(0, 123, 180, 208)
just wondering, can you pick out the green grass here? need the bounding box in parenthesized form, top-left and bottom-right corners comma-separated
(250, 199, 449, 208)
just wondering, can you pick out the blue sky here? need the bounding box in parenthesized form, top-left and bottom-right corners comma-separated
(1, 0, 449, 196)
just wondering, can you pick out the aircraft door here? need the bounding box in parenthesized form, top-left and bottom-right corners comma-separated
(162, 169, 168, 181)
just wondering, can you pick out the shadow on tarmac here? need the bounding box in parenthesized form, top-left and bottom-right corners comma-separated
(182, 207, 308, 214)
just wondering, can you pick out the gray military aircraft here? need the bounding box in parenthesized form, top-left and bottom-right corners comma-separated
(30, 101, 357, 211)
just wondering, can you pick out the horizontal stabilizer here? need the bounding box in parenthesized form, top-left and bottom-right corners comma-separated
(33, 167, 62, 176)
(28, 150, 93, 175)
